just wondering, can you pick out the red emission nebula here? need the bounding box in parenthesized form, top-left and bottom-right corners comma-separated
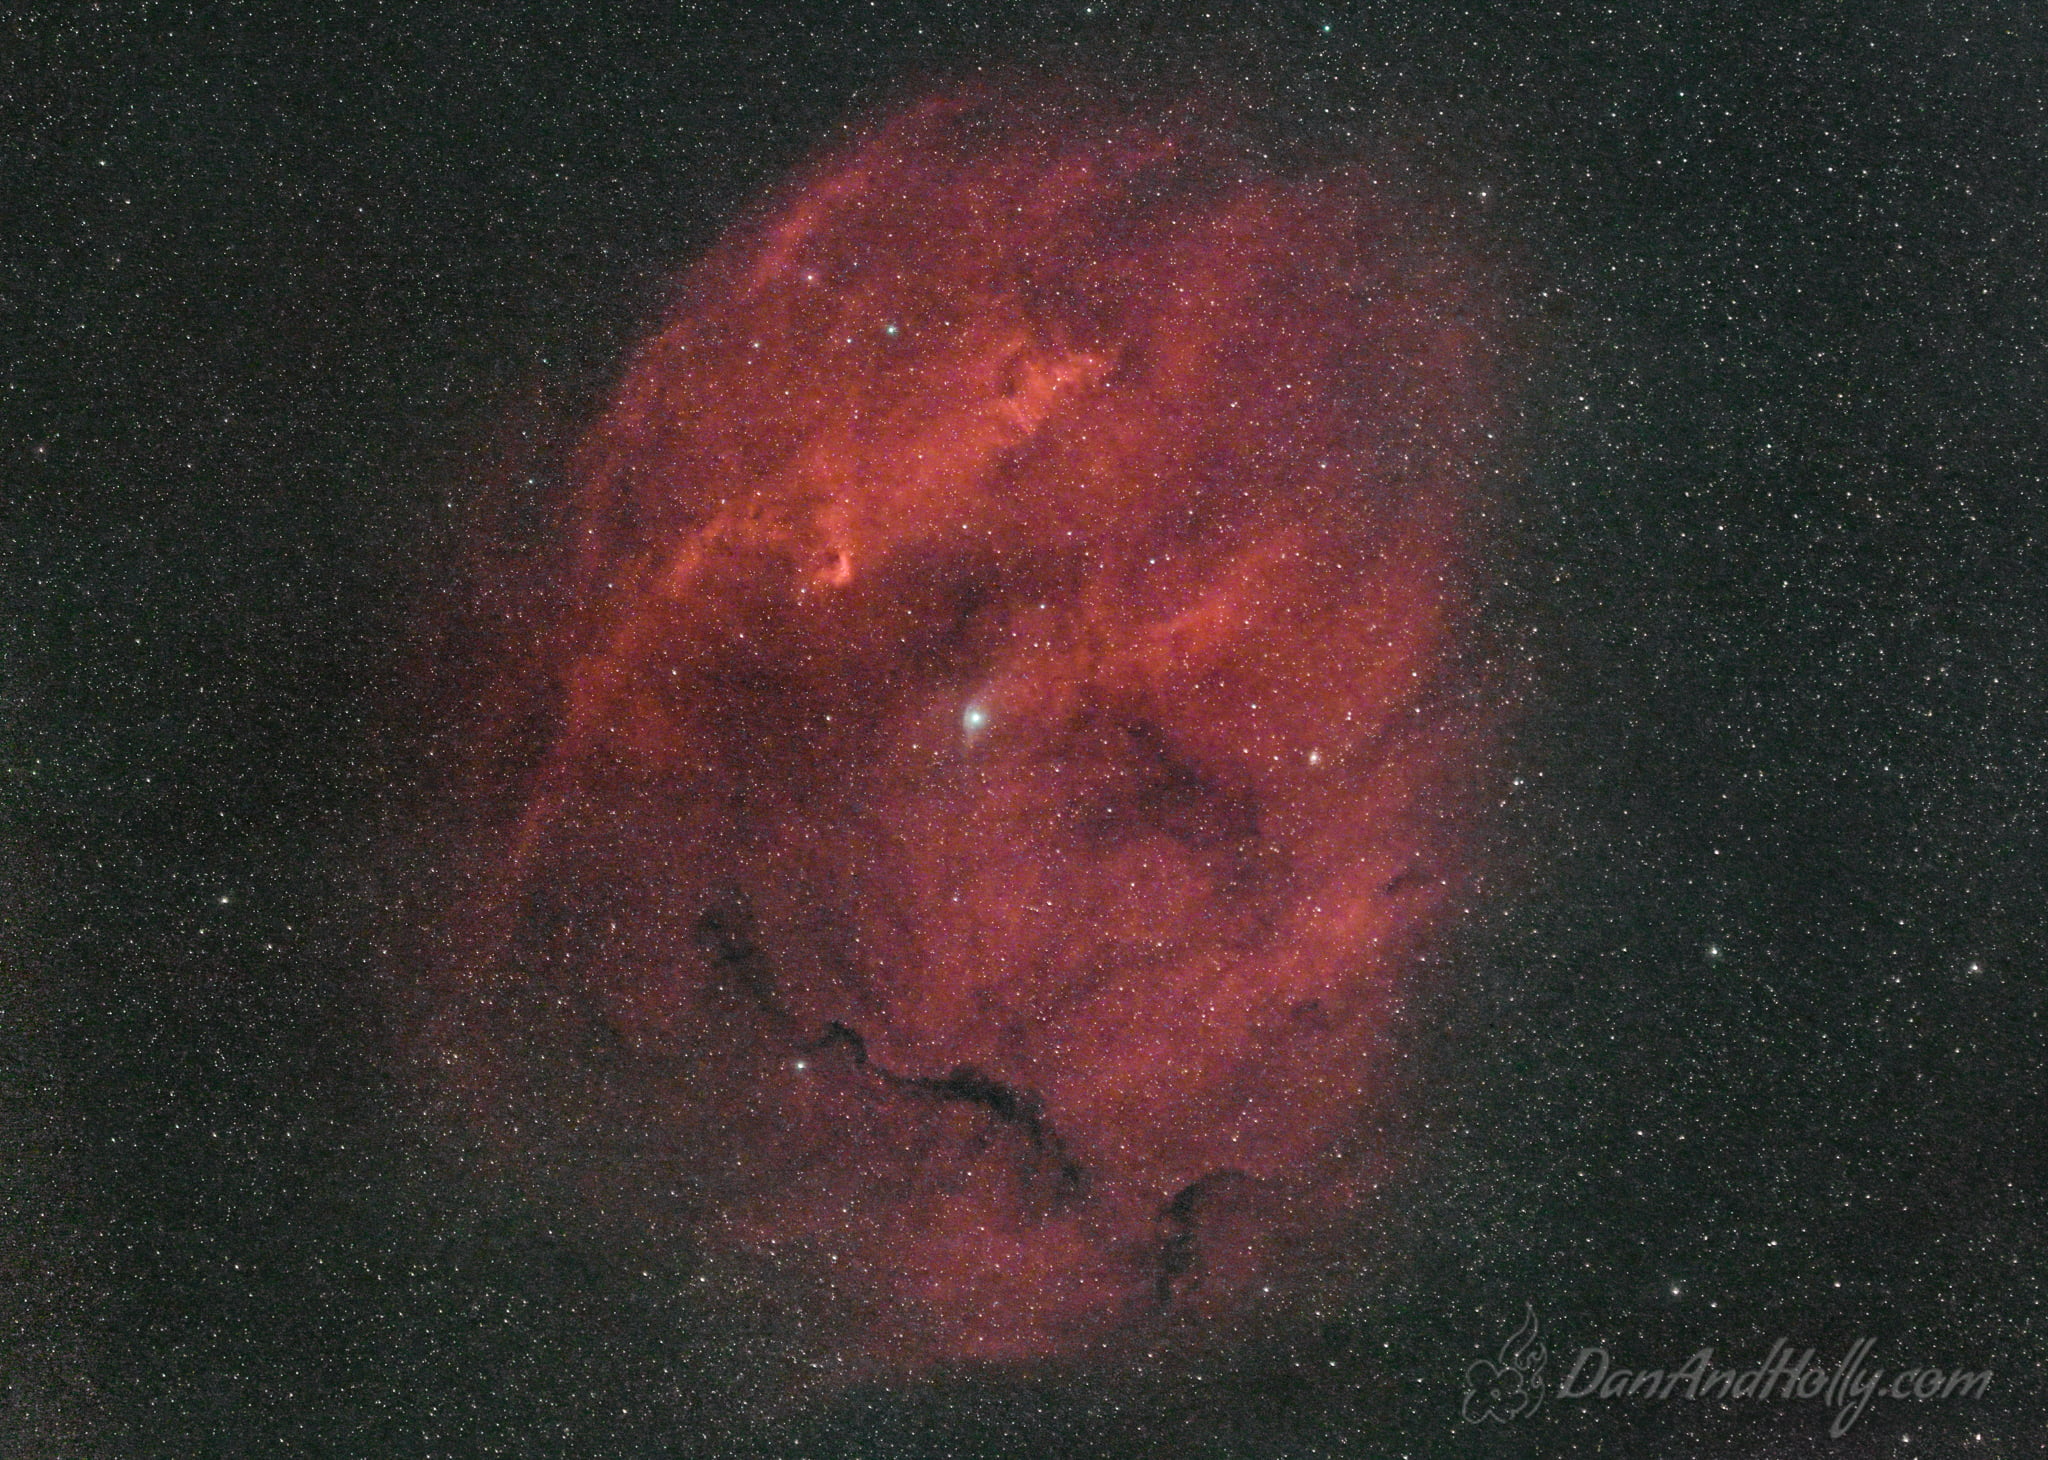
(428, 84, 1512, 1373)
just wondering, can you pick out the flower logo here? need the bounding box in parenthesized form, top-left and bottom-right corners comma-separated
(1462, 1303, 1547, 1423)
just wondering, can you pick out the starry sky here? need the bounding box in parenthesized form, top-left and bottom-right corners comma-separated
(5, 4, 2045, 1457)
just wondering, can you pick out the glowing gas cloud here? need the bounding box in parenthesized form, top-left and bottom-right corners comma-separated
(428, 82, 1510, 1372)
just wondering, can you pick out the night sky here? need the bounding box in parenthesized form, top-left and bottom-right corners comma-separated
(6, 4, 2046, 1457)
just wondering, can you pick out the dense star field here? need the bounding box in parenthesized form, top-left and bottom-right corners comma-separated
(431, 85, 1508, 1369)
(8, 5, 2045, 1457)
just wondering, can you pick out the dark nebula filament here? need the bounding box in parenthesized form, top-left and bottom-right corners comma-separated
(430, 83, 1510, 1372)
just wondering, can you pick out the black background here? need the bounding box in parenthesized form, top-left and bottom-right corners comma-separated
(6, 3, 2044, 1455)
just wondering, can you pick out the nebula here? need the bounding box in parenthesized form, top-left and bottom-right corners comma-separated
(427, 82, 1509, 1373)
